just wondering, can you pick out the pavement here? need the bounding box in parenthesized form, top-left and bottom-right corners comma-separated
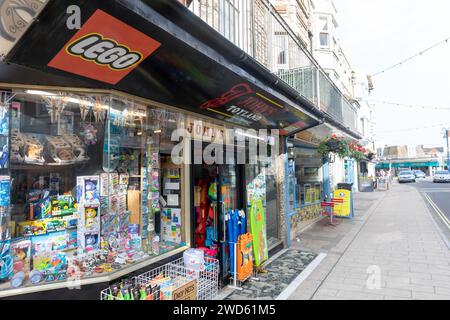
(288, 182, 450, 300)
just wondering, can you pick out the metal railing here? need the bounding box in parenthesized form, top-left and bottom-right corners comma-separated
(184, 0, 359, 135)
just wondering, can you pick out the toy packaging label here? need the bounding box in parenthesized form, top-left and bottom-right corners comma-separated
(11, 239, 31, 274)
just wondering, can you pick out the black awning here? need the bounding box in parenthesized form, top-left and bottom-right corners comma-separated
(3, 0, 320, 134)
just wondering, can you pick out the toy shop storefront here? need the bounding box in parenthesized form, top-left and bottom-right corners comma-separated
(0, 87, 303, 298)
(0, 0, 322, 298)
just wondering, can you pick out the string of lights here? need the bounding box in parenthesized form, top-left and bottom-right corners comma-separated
(370, 100, 450, 111)
(371, 37, 450, 77)
(377, 122, 450, 134)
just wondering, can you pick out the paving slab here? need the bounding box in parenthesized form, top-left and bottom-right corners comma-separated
(289, 184, 450, 300)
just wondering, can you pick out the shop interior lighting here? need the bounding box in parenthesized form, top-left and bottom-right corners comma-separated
(25, 90, 57, 96)
(236, 131, 265, 141)
(154, 129, 162, 133)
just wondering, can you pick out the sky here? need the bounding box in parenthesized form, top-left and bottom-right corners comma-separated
(334, 0, 450, 148)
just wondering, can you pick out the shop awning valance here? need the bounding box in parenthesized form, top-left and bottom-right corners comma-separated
(1, 0, 321, 135)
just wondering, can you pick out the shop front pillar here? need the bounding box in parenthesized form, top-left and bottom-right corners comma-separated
(279, 136, 289, 248)
(322, 159, 330, 200)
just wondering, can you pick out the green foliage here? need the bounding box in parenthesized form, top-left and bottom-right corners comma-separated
(317, 135, 366, 161)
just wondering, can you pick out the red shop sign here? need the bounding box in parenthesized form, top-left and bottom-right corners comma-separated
(48, 9, 161, 85)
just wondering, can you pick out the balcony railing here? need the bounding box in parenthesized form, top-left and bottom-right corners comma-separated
(184, 0, 359, 135)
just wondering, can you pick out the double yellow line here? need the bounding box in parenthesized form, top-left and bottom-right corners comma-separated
(423, 193, 450, 231)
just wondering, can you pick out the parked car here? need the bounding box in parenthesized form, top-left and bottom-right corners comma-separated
(398, 170, 416, 183)
(414, 170, 426, 179)
(433, 170, 450, 183)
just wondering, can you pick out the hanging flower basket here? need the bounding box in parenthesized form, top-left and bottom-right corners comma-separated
(318, 135, 366, 161)
(348, 141, 366, 161)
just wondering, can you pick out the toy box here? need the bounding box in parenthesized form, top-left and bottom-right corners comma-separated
(10, 129, 24, 163)
(0, 176, 10, 208)
(84, 206, 100, 231)
(45, 135, 76, 164)
(18, 220, 46, 237)
(0, 241, 13, 281)
(77, 176, 101, 252)
(51, 194, 77, 216)
(77, 176, 100, 204)
(0, 105, 9, 136)
(0, 210, 10, 242)
(0, 143, 8, 169)
(11, 239, 31, 275)
(62, 133, 89, 162)
(22, 133, 44, 164)
(33, 251, 67, 282)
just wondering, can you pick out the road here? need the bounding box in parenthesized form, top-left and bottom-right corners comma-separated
(408, 177, 450, 242)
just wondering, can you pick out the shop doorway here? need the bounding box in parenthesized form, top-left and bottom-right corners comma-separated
(191, 162, 244, 284)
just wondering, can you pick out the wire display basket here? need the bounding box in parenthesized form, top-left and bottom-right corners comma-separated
(100, 257, 219, 300)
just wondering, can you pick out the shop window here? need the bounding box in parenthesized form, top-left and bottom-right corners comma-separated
(294, 149, 324, 207)
(0, 91, 189, 291)
(219, 0, 239, 44)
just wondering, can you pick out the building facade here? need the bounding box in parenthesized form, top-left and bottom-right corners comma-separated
(0, 0, 363, 298)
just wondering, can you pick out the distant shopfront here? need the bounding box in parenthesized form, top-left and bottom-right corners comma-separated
(376, 161, 440, 175)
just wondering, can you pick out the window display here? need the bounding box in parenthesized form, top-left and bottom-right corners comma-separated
(0, 91, 188, 292)
(293, 148, 324, 207)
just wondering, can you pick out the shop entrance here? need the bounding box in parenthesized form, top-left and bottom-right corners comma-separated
(191, 162, 244, 284)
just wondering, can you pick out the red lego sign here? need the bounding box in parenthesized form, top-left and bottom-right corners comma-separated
(48, 9, 161, 85)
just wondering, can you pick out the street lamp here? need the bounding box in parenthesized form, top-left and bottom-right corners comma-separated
(442, 128, 450, 170)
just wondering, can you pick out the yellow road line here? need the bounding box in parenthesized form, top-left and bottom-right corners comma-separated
(207, 108, 232, 117)
(423, 193, 450, 230)
(256, 92, 285, 109)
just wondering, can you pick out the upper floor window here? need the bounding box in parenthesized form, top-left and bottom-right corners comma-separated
(318, 16, 330, 48)
(319, 33, 330, 48)
(275, 32, 289, 68)
(219, 0, 239, 44)
(319, 16, 329, 31)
